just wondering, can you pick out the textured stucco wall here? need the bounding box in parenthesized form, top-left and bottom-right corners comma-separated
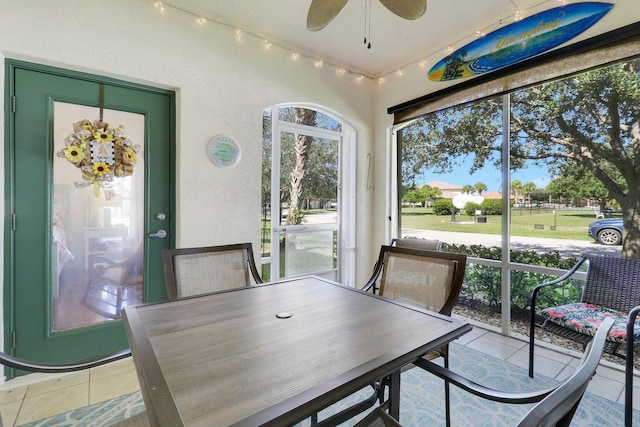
(0, 1, 379, 262)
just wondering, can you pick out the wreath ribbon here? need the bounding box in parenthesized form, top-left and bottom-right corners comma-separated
(57, 119, 140, 200)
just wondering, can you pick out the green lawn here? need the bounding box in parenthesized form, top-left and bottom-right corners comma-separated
(401, 207, 603, 241)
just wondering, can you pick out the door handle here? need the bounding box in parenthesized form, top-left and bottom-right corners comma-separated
(149, 229, 167, 239)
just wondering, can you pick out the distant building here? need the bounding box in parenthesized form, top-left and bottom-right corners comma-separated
(423, 180, 504, 200)
(482, 191, 503, 200)
(423, 180, 462, 199)
(424, 181, 462, 199)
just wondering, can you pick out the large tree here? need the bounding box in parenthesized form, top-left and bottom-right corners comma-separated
(402, 184, 442, 207)
(511, 180, 523, 205)
(522, 182, 537, 205)
(401, 58, 640, 257)
(285, 108, 317, 225)
(546, 163, 621, 209)
(262, 107, 338, 226)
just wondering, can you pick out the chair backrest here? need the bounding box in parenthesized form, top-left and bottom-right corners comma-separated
(583, 255, 640, 313)
(363, 245, 466, 315)
(391, 237, 443, 251)
(162, 243, 262, 299)
(517, 317, 614, 427)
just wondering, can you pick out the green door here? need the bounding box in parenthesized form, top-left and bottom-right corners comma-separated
(5, 60, 174, 374)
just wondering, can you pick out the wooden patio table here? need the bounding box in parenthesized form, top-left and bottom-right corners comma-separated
(123, 275, 471, 426)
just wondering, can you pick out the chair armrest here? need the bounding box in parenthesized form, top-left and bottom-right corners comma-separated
(361, 280, 375, 293)
(626, 305, 640, 426)
(361, 257, 386, 294)
(412, 358, 561, 404)
(529, 257, 587, 327)
(530, 257, 587, 308)
(246, 254, 263, 284)
(0, 348, 132, 373)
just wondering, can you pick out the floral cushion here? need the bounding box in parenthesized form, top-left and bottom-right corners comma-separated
(540, 302, 640, 344)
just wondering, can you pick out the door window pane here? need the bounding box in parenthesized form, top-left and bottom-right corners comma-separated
(52, 102, 145, 331)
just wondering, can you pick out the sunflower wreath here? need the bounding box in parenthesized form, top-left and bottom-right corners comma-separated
(57, 119, 141, 200)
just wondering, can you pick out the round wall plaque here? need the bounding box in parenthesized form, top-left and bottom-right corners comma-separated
(206, 135, 241, 167)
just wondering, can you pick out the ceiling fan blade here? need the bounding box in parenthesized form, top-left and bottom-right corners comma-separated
(378, 0, 427, 20)
(307, 0, 350, 31)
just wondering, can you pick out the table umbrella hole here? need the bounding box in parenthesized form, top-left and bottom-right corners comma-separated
(276, 312, 293, 319)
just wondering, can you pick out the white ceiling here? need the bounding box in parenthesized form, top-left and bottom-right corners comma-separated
(164, 0, 636, 78)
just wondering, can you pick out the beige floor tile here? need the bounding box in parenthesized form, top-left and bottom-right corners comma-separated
(25, 371, 89, 397)
(89, 368, 140, 404)
(0, 385, 27, 404)
(594, 363, 627, 382)
(16, 382, 89, 424)
(90, 358, 136, 381)
(0, 371, 71, 390)
(554, 363, 576, 382)
(529, 344, 575, 365)
(587, 373, 625, 401)
(498, 347, 568, 379)
(453, 326, 485, 345)
(0, 400, 23, 427)
(481, 331, 528, 350)
(465, 336, 520, 360)
(617, 384, 640, 405)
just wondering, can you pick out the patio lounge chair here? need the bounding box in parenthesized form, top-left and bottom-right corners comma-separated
(528, 254, 640, 427)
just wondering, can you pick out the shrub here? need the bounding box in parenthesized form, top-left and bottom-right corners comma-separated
(481, 199, 502, 215)
(464, 202, 481, 216)
(442, 243, 582, 311)
(433, 199, 454, 215)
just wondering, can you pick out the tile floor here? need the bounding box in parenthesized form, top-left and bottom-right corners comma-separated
(0, 357, 140, 426)
(0, 324, 638, 426)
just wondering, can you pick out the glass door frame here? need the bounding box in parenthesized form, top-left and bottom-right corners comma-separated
(266, 105, 356, 286)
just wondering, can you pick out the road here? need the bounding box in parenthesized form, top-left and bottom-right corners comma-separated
(403, 228, 622, 259)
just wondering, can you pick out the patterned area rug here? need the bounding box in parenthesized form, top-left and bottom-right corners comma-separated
(21, 343, 639, 426)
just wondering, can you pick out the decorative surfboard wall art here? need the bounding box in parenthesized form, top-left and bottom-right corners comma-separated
(428, 2, 613, 82)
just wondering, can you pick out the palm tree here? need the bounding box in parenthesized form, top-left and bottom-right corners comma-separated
(286, 108, 317, 225)
(523, 182, 537, 205)
(461, 184, 475, 194)
(511, 180, 523, 205)
(474, 182, 488, 195)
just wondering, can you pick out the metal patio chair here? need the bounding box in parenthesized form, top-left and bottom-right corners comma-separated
(356, 317, 614, 427)
(162, 242, 262, 299)
(362, 245, 467, 427)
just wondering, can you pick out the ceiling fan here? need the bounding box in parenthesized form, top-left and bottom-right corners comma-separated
(307, 0, 427, 31)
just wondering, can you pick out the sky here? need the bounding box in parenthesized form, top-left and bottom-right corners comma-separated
(415, 156, 551, 193)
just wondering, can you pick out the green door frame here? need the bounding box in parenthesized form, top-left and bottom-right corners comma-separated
(3, 59, 175, 374)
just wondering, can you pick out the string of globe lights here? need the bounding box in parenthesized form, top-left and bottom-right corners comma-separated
(151, 0, 570, 85)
